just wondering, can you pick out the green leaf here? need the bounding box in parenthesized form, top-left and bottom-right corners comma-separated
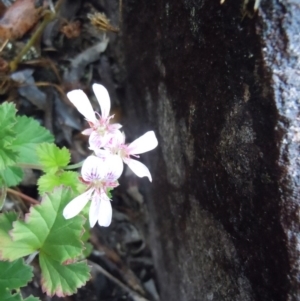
(0, 189, 90, 296)
(40, 256, 90, 297)
(0, 149, 18, 171)
(0, 290, 40, 301)
(81, 212, 92, 258)
(0, 166, 24, 187)
(38, 171, 79, 194)
(82, 242, 93, 258)
(0, 102, 17, 147)
(0, 103, 18, 169)
(36, 143, 71, 174)
(0, 189, 84, 262)
(0, 212, 27, 259)
(0, 259, 33, 290)
(0, 289, 22, 301)
(11, 116, 54, 165)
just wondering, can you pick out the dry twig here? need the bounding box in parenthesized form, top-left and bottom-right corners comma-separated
(88, 260, 150, 301)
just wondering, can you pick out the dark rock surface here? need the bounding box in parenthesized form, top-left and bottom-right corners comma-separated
(116, 0, 300, 300)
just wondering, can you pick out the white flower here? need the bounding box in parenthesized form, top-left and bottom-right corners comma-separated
(63, 155, 123, 227)
(67, 84, 122, 149)
(95, 131, 158, 182)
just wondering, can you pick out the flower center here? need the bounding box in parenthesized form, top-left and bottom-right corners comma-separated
(118, 145, 130, 160)
(96, 124, 107, 136)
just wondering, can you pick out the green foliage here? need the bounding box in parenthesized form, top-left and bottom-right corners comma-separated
(0, 103, 18, 169)
(36, 144, 82, 201)
(0, 259, 33, 290)
(0, 102, 16, 146)
(0, 188, 90, 296)
(11, 116, 54, 165)
(0, 212, 24, 257)
(81, 211, 93, 258)
(0, 258, 40, 301)
(36, 143, 71, 174)
(0, 102, 90, 298)
(0, 189, 84, 261)
(0, 166, 23, 187)
(38, 171, 79, 194)
(1, 290, 23, 301)
(0, 103, 54, 188)
(40, 256, 90, 297)
(82, 242, 93, 258)
(0, 290, 40, 301)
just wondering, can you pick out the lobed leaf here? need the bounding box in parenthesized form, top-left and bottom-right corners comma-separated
(0, 102, 17, 146)
(36, 143, 71, 174)
(0, 212, 29, 259)
(37, 171, 79, 195)
(0, 189, 84, 262)
(0, 166, 23, 187)
(0, 290, 22, 301)
(81, 212, 92, 258)
(0, 290, 40, 301)
(0, 189, 90, 297)
(0, 148, 18, 170)
(11, 116, 54, 165)
(0, 102, 18, 169)
(40, 256, 90, 297)
(0, 259, 33, 290)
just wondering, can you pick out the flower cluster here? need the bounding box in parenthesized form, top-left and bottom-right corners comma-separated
(63, 84, 158, 227)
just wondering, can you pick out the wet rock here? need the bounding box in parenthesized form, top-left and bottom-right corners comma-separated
(118, 0, 300, 300)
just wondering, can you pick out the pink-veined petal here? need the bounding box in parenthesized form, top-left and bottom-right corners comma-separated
(82, 128, 93, 135)
(104, 130, 125, 149)
(67, 89, 96, 123)
(89, 131, 103, 149)
(92, 84, 111, 119)
(89, 196, 100, 227)
(89, 131, 112, 150)
(109, 123, 122, 131)
(81, 156, 106, 181)
(103, 154, 124, 181)
(127, 131, 158, 155)
(98, 195, 112, 227)
(63, 189, 93, 219)
(125, 158, 152, 182)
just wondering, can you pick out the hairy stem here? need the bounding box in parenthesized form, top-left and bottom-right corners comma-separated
(7, 188, 39, 205)
(64, 161, 84, 170)
(17, 163, 44, 170)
